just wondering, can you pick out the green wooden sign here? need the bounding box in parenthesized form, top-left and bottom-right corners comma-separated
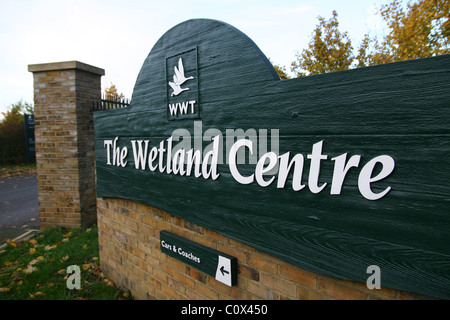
(94, 19, 450, 299)
(160, 231, 237, 286)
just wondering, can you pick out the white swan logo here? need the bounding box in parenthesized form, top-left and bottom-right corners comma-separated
(169, 58, 194, 96)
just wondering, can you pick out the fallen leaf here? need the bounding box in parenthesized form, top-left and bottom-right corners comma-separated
(60, 255, 69, 262)
(103, 279, 115, 286)
(82, 263, 92, 270)
(63, 231, 72, 238)
(23, 265, 38, 274)
(28, 239, 38, 245)
(9, 242, 17, 248)
(29, 293, 35, 299)
(57, 269, 66, 275)
(44, 244, 57, 251)
(0, 287, 10, 293)
(29, 248, 36, 254)
(34, 291, 45, 297)
(4, 262, 15, 267)
(29, 259, 39, 266)
(83, 244, 88, 250)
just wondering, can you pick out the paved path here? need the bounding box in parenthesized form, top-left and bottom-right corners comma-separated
(0, 172, 39, 244)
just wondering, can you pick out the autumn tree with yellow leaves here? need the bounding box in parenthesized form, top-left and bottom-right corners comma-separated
(290, 0, 449, 77)
(291, 10, 354, 77)
(103, 83, 125, 101)
(359, 0, 449, 67)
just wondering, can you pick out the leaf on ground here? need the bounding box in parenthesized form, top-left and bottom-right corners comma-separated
(82, 263, 92, 270)
(23, 265, 38, 274)
(103, 278, 115, 286)
(44, 244, 58, 251)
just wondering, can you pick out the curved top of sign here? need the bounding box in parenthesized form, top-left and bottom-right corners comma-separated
(130, 19, 279, 118)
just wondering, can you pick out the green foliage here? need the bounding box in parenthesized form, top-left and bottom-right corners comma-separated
(291, 10, 354, 77)
(358, 0, 449, 67)
(291, 0, 449, 76)
(1, 100, 33, 126)
(0, 100, 34, 165)
(379, 0, 449, 60)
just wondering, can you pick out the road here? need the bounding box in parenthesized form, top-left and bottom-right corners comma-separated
(0, 172, 39, 244)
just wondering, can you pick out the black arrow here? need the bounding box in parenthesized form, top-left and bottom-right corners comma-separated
(220, 266, 229, 276)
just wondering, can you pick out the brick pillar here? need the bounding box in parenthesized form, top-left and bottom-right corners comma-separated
(28, 61, 105, 229)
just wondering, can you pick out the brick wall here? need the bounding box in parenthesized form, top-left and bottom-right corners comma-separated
(28, 61, 104, 229)
(97, 197, 432, 300)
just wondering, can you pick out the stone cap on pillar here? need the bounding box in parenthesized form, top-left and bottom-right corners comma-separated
(28, 60, 105, 76)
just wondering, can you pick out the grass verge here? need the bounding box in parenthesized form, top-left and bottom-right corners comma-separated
(0, 225, 131, 300)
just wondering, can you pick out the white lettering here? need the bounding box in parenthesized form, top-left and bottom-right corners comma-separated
(229, 139, 254, 184)
(104, 140, 113, 165)
(148, 146, 158, 171)
(358, 155, 395, 200)
(201, 135, 220, 180)
(106, 137, 127, 167)
(168, 103, 177, 116)
(131, 140, 149, 170)
(172, 148, 186, 175)
(255, 152, 277, 187)
(168, 100, 196, 116)
(277, 152, 305, 191)
(331, 153, 361, 195)
(307, 140, 328, 193)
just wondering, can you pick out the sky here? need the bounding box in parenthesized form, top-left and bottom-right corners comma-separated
(0, 0, 388, 119)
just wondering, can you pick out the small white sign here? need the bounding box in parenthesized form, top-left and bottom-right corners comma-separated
(215, 255, 232, 286)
